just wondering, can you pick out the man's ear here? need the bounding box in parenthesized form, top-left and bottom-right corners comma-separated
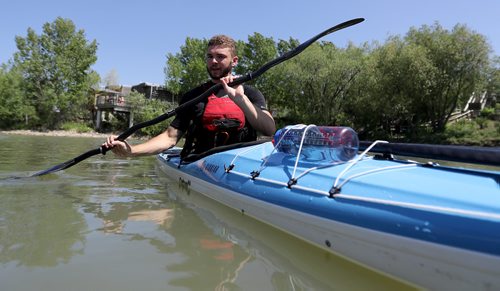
(232, 56, 238, 67)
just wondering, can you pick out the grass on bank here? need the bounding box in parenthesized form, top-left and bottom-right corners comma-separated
(60, 122, 94, 133)
(445, 119, 500, 146)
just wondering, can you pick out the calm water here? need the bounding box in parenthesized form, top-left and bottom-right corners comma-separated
(0, 134, 416, 291)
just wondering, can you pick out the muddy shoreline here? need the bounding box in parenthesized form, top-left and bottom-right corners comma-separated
(0, 129, 111, 138)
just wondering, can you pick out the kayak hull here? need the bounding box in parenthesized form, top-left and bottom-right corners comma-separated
(157, 141, 500, 290)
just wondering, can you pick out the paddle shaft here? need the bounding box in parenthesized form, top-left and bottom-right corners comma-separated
(29, 18, 365, 177)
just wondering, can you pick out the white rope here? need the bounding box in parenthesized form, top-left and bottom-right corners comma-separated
(291, 124, 316, 180)
(292, 160, 346, 181)
(334, 163, 418, 190)
(256, 124, 306, 174)
(333, 140, 389, 189)
(228, 143, 267, 168)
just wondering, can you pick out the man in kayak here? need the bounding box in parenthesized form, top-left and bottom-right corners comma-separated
(103, 35, 276, 157)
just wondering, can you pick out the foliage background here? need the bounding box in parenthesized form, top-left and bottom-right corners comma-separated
(0, 18, 498, 145)
(164, 23, 498, 145)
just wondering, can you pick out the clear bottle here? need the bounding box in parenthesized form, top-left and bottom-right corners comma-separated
(272, 125, 359, 162)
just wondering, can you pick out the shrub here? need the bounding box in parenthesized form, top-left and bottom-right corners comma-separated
(480, 107, 495, 119)
(127, 92, 176, 137)
(60, 121, 93, 133)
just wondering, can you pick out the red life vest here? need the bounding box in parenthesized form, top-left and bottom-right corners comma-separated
(202, 94, 245, 131)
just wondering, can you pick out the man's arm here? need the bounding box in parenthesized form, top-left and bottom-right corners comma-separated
(231, 94, 276, 136)
(103, 126, 182, 157)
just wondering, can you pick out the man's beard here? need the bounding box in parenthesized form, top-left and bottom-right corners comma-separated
(207, 65, 233, 80)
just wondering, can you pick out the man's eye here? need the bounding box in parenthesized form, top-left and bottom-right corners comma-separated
(206, 55, 226, 61)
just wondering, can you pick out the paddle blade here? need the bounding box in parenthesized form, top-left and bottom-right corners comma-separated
(249, 18, 365, 81)
(325, 18, 365, 34)
(30, 159, 77, 177)
(30, 147, 103, 177)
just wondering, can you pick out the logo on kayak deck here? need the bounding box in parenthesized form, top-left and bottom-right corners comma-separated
(201, 161, 220, 174)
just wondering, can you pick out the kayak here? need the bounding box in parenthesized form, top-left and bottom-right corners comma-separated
(156, 138, 500, 290)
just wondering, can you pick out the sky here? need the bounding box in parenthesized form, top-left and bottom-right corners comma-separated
(1, 0, 498, 86)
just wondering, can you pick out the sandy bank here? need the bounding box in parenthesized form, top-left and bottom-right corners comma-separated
(0, 129, 110, 138)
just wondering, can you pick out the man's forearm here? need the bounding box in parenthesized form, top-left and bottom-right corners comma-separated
(130, 127, 180, 156)
(232, 93, 276, 136)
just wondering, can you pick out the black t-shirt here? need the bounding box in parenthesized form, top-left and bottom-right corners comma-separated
(170, 81, 268, 153)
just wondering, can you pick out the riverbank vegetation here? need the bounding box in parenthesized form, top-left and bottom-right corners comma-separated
(0, 17, 498, 145)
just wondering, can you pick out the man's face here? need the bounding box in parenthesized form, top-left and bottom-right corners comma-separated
(206, 45, 238, 80)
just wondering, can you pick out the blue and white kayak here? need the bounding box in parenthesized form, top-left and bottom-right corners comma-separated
(157, 139, 500, 290)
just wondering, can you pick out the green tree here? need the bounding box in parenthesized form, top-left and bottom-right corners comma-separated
(277, 37, 300, 55)
(405, 23, 491, 132)
(238, 33, 278, 109)
(238, 33, 277, 73)
(0, 64, 35, 128)
(486, 56, 499, 97)
(126, 91, 176, 136)
(13, 17, 98, 129)
(349, 23, 492, 141)
(165, 37, 208, 97)
(264, 37, 300, 119)
(348, 38, 438, 139)
(272, 42, 365, 126)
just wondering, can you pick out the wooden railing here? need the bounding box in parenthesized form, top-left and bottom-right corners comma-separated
(96, 95, 127, 106)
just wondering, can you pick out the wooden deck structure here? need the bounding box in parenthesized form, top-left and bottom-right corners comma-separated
(95, 88, 133, 131)
(93, 83, 175, 131)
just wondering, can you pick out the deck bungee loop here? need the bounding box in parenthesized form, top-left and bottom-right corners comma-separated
(222, 128, 407, 196)
(215, 137, 415, 196)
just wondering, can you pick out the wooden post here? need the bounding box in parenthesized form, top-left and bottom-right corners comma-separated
(128, 112, 134, 128)
(96, 109, 102, 130)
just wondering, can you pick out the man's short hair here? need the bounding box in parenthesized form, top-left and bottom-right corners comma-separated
(208, 35, 236, 56)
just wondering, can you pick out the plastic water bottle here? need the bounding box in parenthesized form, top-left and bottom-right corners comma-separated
(272, 125, 359, 162)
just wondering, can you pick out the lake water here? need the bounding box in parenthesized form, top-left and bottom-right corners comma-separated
(0, 133, 416, 291)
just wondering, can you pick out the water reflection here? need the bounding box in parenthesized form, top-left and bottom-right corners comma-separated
(0, 134, 415, 290)
(153, 166, 415, 290)
(0, 185, 86, 267)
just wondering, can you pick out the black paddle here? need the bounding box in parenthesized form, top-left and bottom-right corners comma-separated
(359, 141, 500, 167)
(27, 18, 365, 177)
